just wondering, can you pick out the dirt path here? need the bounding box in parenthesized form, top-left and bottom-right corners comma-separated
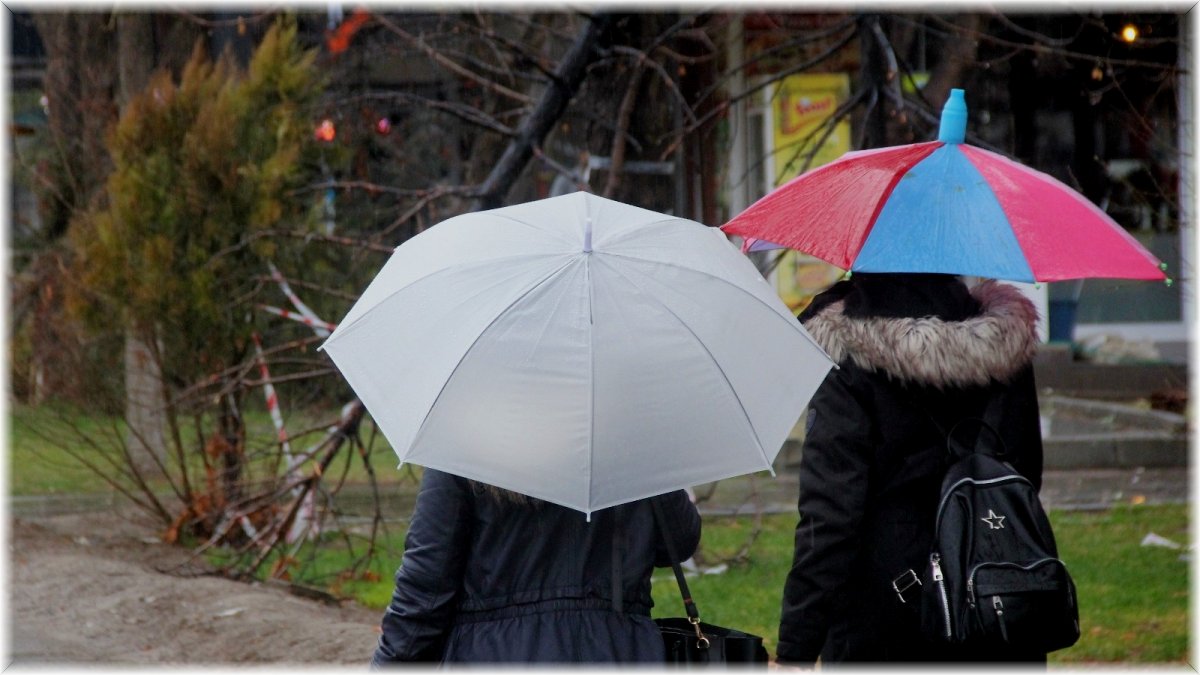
(8, 509, 381, 666)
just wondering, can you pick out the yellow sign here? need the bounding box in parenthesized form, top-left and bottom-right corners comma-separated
(770, 73, 851, 312)
(772, 73, 851, 184)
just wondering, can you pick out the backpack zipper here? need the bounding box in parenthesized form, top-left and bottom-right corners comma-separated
(966, 557, 1065, 606)
(930, 553, 952, 639)
(992, 596, 1010, 642)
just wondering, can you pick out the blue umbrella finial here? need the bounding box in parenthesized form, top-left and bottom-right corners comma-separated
(938, 88, 967, 144)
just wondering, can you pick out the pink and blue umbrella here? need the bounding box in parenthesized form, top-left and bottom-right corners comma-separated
(722, 89, 1167, 283)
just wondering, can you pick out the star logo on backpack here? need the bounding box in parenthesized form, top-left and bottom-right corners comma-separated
(981, 509, 1006, 530)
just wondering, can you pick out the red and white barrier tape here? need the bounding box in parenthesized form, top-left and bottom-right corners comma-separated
(268, 262, 332, 338)
(256, 304, 339, 333)
(251, 332, 294, 460)
(251, 332, 316, 542)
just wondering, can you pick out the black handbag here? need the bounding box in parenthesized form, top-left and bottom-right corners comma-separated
(650, 498, 769, 666)
(657, 617, 770, 664)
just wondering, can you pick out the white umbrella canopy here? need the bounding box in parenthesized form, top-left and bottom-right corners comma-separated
(321, 192, 834, 516)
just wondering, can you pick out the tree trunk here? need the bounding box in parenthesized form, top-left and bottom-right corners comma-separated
(124, 334, 167, 470)
(858, 15, 890, 149)
(117, 13, 169, 469)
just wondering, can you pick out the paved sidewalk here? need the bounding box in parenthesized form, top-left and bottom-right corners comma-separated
(1037, 466, 1191, 510)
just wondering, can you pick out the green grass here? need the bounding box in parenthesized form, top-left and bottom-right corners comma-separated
(8, 402, 402, 496)
(9, 403, 126, 495)
(1049, 505, 1190, 663)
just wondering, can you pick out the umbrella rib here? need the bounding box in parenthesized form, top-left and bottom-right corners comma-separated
(585, 252, 596, 518)
(593, 256, 775, 474)
(599, 251, 833, 361)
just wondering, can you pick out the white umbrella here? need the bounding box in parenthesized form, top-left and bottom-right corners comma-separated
(321, 192, 834, 516)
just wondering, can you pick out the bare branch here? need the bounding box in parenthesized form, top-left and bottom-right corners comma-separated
(611, 45, 697, 125)
(532, 145, 590, 192)
(689, 15, 858, 111)
(602, 59, 648, 198)
(251, 275, 360, 303)
(657, 26, 858, 159)
(991, 13, 1086, 48)
(926, 14, 1178, 71)
(376, 185, 462, 239)
(353, 91, 519, 137)
(259, 229, 398, 255)
(373, 13, 535, 106)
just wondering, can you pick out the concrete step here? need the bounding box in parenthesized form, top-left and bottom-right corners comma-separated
(1033, 358, 1187, 401)
(1044, 434, 1187, 468)
(775, 396, 1189, 470)
(1041, 395, 1188, 468)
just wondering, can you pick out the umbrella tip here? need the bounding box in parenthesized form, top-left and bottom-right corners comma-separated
(583, 216, 593, 253)
(938, 88, 967, 144)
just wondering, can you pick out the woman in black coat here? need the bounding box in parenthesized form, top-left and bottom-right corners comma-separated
(371, 468, 701, 665)
(776, 273, 1046, 665)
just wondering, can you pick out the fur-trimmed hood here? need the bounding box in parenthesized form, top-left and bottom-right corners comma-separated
(802, 280, 1039, 389)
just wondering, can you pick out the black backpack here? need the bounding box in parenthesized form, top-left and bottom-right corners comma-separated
(915, 415, 1081, 653)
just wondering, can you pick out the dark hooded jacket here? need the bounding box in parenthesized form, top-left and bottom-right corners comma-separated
(777, 274, 1046, 665)
(371, 468, 701, 665)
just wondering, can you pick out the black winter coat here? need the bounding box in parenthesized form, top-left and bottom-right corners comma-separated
(777, 276, 1046, 665)
(371, 468, 701, 665)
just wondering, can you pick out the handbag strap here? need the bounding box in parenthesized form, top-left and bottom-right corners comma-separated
(650, 496, 701, 623)
(611, 504, 624, 613)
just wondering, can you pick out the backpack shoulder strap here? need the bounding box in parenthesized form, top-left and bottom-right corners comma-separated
(978, 387, 1003, 426)
(920, 386, 1009, 461)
